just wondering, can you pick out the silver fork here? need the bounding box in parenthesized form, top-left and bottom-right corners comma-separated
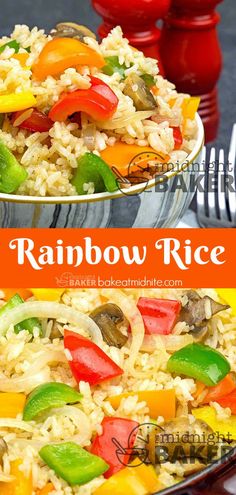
(197, 124, 236, 228)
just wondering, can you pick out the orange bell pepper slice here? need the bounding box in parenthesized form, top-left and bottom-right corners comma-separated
(0, 460, 32, 495)
(100, 143, 168, 177)
(109, 389, 176, 420)
(168, 97, 177, 108)
(33, 38, 105, 80)
(151, 86, 159, 96)
(203, 374, 236, 404)
(0, 393, 26, 418)
(36, 483, 55, 495)
(1, 289, 32, 301)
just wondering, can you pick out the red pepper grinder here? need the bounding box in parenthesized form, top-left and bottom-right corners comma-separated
(160, 0, 223, 142)
(92, 0, 171, 74)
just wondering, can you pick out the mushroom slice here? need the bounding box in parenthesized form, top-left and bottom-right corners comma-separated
(50, 321, 63, 339)
(89, 303, 129, 348)
(151, 417, 218, 464)
(180, 291, 229, 331)
(123, 74, 156, 111)
(0, 438, 7, 464)
(50, 23, 97, 42)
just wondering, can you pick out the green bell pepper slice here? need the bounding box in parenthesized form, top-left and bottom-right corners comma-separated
(0, 40, 20, 54)
(0, 139, 28, 193)
(23, 382, 82, 421)
(141, 74, 156, 89)
(102, 56, 127, 78)
(0, 293, 41, 335)
(72, 152, 118, 195)
(39, 442, 109, 485)
(167, 343, 231, 387)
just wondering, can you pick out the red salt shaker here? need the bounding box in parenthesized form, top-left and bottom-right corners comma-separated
(160, 0, 223, 142)
(92, 0, 171, 74)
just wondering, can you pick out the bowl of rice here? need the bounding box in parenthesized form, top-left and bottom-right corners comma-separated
(0, 24, 204, 227)
(0, 287, 235, 495)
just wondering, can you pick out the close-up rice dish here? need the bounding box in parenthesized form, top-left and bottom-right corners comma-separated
(0, 24, 200, 198)
(0, 287, 236, 494)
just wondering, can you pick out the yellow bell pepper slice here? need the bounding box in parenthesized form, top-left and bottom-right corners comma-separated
(216, 289, 236, 316)
(0, 393, 26, 418)
(193, 406, 236, 440)
(182, 97, 201, 120)
(131, 462, 164, 492)
(109, 389, 176, 420)
(30, 289, 65, 301)
(0, 92, 36, 113)
(94, 460, 163, 495)
(0, 460, 32, 495)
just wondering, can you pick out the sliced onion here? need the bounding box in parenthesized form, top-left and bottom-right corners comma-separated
(97, 111, 155, 130)
(141, 333, 194, 353)
(0, 302, 103, 346)
(151, 114, 181, 127)
(82, 123, 96, 151)
(0, 367, 51, 394)
(20, 350, 66, 375)
(101, 290, 145, 374)
(0, 419, 33, 432)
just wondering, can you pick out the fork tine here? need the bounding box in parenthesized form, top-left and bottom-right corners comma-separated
(228, 124, 236, 168)
(227, 124, 236, 223)
(217, 148, 230, 222)
(196, 146, 206, 224)
(207, 147, 218, 220)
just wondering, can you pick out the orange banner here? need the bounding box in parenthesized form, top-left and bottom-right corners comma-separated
(0, 228, 234, 288)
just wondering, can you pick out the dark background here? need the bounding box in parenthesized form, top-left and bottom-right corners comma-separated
(0, 0, 235, 149)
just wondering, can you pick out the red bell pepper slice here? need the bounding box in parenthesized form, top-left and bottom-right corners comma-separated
(49, 77, 118, 123)
(137, 298, 181, 335)
(203, 374, 236, 404)
(91, 417, 139, 478)
(64, 330, 123, 386)
(171, 126, 183, 150)
(89, 77, 118, 108)
(216, 389, 236, 414)
(12, 109, 53, 133)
